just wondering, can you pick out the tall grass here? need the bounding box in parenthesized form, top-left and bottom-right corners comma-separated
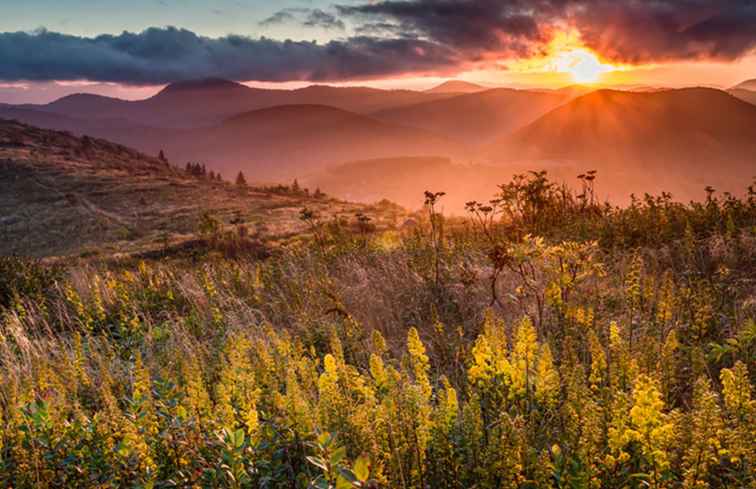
(0, 174, 754, 488)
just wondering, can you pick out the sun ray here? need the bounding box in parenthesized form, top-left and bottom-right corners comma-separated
(504, 30, 626, 85)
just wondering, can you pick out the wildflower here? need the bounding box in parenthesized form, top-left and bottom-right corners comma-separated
(535, 344, 559, 408)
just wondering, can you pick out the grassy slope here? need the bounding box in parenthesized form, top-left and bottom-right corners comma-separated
(0, 119, 403, 258)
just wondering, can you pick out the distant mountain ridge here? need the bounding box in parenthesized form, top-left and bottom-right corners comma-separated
(373, 88, 571, 145)
(732, 78, 756, 91)
(489, 87, 756, 200)
(91, 104, 465, 181)
(426, 80, 488, 94)
(14, 78, 458, 129)
(2, 79, 754, 202)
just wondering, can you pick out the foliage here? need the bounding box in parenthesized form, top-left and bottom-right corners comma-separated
(0, 256, 63, 309)
(0, 174, 754, 488)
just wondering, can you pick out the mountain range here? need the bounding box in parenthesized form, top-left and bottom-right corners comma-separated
(1, 78, 755, 206)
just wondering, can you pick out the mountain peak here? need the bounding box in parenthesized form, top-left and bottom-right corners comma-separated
(426, 80, 487, 94)
(159, 78, 248, 94)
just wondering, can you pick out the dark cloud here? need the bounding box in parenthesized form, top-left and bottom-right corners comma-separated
(569, 0, 756, 63)
(303, 9, 346, 30)
(1, 1, 755, 85)
(259, 9, 301, 26)
(261, 8, 345, 30)
(0, 27, 462, 84)
(338, 0, 756, 63)
(338, 0, 563, 60)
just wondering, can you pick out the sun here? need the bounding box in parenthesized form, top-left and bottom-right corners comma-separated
(551, 48, 614, 84)
(500, 30, 629, 86)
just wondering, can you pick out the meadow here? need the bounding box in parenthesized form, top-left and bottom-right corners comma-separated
(0, 173, 754, 488)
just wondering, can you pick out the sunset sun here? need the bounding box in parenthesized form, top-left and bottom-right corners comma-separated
(551, 48, 615, 83)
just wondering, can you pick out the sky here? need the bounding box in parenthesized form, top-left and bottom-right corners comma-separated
(1, 0, 755, 103)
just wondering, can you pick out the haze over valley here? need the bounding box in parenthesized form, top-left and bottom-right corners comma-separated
(3, 77, 756, 212)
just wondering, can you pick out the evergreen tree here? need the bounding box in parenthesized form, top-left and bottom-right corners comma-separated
(236, 171, 248, 187)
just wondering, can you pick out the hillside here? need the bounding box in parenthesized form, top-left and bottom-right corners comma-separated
(489, 88, 756, 200)
(373, 88, 570, 145)
(0, 119, 400, 258)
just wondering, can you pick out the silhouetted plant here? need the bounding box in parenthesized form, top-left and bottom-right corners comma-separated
(235, 171, 248, 188)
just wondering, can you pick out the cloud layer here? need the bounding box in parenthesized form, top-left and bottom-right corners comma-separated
(1, 1, 755, 84)
(0, 27, 461, 84)
(338, 0, 756, 64)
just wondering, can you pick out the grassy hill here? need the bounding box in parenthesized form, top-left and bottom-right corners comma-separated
(0, 119, 401, 258)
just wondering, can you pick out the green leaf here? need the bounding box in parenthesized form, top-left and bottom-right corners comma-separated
(335, 475, 353, 489)
(317, 431, 333, 448)
(330, 446, 346, 466)
(338, 468, 358, 484)
(233, 428, 245, 448)
(352, 455, 370, 481)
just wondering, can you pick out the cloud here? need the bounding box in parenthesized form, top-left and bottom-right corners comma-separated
(259, 9, 301, 26)
(0, 27, 463, 84)
(261, 8, 345, 30)
(1, 1, 755, 85)
(569, 0, 756, 63)
(337, 0, 756, 63)
(303, 9, 346, 30)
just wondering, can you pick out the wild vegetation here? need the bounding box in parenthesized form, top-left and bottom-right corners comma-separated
(0, 172, 754, 488)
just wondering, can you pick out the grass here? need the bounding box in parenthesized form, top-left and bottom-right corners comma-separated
(0, 171, 754, 488)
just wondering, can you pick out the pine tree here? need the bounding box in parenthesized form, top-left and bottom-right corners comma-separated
(236, 171, 247, 187)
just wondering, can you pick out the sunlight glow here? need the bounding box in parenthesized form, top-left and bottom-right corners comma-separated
(549, 48, 615, 83)
(503, 30, 627, 86)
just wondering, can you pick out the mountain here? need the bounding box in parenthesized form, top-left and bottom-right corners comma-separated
(426, 80, 488, 94)
(489, 88, 756, 200)
(19, 79, 456, 129)
(166, 105, 464, 180)
(729, 88, 756, 106)
(534, 84, 597, 98)
(0, 118, 395, 257)
(0, 87, 462, 180)
(372, 88, 570, 146)
(732, 79, 756, 91)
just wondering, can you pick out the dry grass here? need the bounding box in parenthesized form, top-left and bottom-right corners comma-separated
(0, 120, 404, 258)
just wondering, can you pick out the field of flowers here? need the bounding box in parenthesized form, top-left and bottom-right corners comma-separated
(0, 174, 754, 488)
